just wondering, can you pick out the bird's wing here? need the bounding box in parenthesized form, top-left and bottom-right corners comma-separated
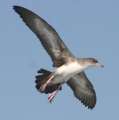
(67, 72, 96, 109)
(13, 6, 73, 67)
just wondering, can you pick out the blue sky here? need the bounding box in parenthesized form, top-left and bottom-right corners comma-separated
(0, 0, 119, 119)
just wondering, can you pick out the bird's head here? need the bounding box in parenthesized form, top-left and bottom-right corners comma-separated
(78, 58, 104, 68)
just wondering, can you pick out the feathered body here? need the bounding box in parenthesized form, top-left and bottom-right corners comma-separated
(13, 6, 103, 109)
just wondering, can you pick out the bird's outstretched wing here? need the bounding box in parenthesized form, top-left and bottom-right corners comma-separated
(13, 6, 96, 109)
(13, 6, 73, 67)
(67, 72, 96, 109)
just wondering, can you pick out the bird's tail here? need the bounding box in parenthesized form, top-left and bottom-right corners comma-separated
(35, 68, 61, 94)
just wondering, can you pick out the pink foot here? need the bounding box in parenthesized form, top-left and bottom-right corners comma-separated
(40, 75, 54, 91)
(48, 90, 59, 103)
(48, 85, 61, 103)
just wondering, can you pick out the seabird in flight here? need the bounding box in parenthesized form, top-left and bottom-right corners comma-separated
(13, 6, 104, 109)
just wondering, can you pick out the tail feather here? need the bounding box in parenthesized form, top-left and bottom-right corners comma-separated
(35, 69, 51, 84)
(35, 68, 61, 94)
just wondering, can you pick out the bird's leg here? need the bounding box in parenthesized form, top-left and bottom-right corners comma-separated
(40, 75, 54, 92)
(48, 85, 61, 103)
(48, 90, 59, 103)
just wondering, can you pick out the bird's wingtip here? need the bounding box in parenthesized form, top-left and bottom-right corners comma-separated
(13, 5, 18, 10)
(13, 5, 20, 13)
(13, 5, 25, 13)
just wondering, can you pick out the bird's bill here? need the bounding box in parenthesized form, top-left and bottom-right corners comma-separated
(95, 63, 104, 68)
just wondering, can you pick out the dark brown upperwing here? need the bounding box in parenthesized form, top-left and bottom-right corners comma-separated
(13, 6, 73, 67)
(67, 72, 96, 109)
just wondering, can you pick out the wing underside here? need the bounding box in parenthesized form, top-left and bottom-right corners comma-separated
(67, 72, 96, 109)
(13, 6, 73, 67)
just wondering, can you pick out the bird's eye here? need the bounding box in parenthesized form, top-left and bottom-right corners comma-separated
(95, 60, 98, 63)
(92, 59, 98, 63)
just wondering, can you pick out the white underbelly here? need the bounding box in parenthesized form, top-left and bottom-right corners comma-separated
(56, 61, 83, 75)
(52, 61, 84, 84)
